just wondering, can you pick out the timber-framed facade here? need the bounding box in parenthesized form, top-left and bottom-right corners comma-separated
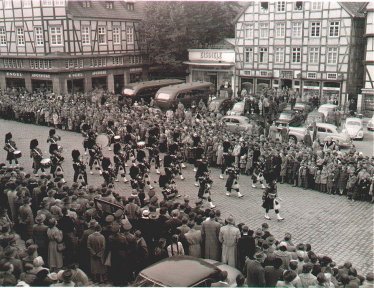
(0, 0, 148, 94)
(234, 1, 367, 106)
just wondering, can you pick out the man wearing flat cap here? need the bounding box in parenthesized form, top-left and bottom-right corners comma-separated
(219, 215, 240, 268)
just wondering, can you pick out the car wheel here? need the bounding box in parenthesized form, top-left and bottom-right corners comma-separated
(289, 135, 297, 143)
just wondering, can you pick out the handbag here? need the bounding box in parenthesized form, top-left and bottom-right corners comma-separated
(57, 241, 66, 252)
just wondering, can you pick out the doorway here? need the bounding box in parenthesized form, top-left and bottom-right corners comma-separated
(281, 79, 292, 89)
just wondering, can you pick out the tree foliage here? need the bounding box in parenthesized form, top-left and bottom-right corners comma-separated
(140, 1, 242, 68)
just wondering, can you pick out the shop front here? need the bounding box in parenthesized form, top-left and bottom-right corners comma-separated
(321, 82, 341, 104)
(31, 73, 53, 92)
(184, 45, 236, 96)
(4, 72, 25, 90)
(92, 71, 108, 90)
(302, 80, 321, 102)
(360, 88, 374, 117)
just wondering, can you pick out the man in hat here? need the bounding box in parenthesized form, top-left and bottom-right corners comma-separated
(87, 224, 106, 283)
(79, 219, 97, 273)
(201, 210, 221, 261)
(18, 197, 34, 241)
(244, 252, 266, 287)
(32, 214, 48, 261)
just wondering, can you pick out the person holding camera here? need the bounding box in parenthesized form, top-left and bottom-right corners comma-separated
(225, 167, 244, 198)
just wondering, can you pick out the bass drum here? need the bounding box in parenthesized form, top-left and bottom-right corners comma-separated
(96, 134, 110, 148)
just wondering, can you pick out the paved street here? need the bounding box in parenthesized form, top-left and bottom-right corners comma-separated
(0, 119, 373, 275)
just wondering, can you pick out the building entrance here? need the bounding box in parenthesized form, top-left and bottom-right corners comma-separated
(114, 74, 124, 94)
(92, 76, 107, 90)
(6, 78, 25, 89)
(67, 79, 84, 94)
(281, 79, 293, 89)
(32, 80, 53, 92)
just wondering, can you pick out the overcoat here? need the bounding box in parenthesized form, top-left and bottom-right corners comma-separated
(87, 231, 106, 274)
(201, 219, 221, 261)
(219, 224, 240, 267)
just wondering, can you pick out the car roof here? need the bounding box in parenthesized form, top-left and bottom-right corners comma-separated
(138, 256, 221, 287)
(125, 79, 184, 91)
(319, 104, 338, 108)
(345, 117, 362, 122)
(222, 115, 248, 120)
(315, 123, 338, 129)
(156, 81, 213, 94)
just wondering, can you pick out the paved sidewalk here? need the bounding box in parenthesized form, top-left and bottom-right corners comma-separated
(0, 119, 373, 275)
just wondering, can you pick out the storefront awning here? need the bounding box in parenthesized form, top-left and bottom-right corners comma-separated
(183, 61, 235, 67)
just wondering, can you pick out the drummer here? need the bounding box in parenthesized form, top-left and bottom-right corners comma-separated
(30, 139, 45, 176)
(4, 132, 19, 166)
(87, 137, 103, 175)
(49, 143, 65, 182)
(47, 128, 62, 151)
(72, 149, 87, 185)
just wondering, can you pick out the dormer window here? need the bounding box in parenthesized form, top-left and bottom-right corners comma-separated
(127, 2, 134, 11)
(106, 1, 114, 9)
(82, 1, 90, 8)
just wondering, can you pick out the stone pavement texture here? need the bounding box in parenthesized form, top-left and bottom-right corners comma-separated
(0, 119, 373, 275)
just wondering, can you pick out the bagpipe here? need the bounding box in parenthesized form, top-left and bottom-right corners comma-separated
(198, 172, 213, 198)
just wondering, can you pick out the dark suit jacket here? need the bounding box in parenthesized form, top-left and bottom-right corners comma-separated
(244, 259, 266, 287)
(237, 235, 256, 270)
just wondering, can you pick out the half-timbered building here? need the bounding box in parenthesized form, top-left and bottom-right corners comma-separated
(234, 1, 367, 105)
(0, 0, 148, 94)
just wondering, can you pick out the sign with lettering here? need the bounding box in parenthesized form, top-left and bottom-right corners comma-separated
(129, 68, 142, 73)
(69, 73, 84, 78)
(6, 72, 23, 78)
(92, 70, 107, 76)
(31, 73, 50, 79)
(200, 51, 222, 60)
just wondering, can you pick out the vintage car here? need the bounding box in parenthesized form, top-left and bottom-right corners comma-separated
(221, 115, 253, 133)
(318, 103, 338, 118)
(343, 117, 364, 140)
(275, 110, 304, 127)
(287, 122, 351, 147)
(134, 256, 243, 287)
(226, 101, 246, 116)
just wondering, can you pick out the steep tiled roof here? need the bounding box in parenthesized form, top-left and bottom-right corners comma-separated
(67, 1, 146, 21)
(339, 2, 368, 18)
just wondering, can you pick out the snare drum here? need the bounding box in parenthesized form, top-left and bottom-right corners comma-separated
(96, 134, 110, 148)
(114, 135, 121, 142)
(40, 158, 52, 168)
(137, 141, 146, 149)
(58, 145, 63, 153)
(13, 150, 22, 159)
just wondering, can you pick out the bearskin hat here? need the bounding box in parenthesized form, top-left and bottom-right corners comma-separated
(71, 149, 80, 160)
(49, 129, 56, 137)
(30, 139, 39, 149)
(108, 120, 114, 127)
(49, 143, 58, 154)
(5, 132, 12, 142)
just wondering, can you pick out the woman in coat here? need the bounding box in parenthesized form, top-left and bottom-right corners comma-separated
(184, 224, 202, 258)
(87, 224, 106, 283)
(47, 218, 63, 271)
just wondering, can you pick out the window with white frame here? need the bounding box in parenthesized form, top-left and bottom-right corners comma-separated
(23, 0, 32, 7)
(245, 25, 254, 39)
(90, 57, 107, 67)
(54, 0, 65, 6)
(310, 22, 321, 37)
(30, 59, 51, 69)
(126, 26, 134, 44)
(259, 47, 268, 63)
(275, 47, 284, 63)
(307, 72, 317, 79)
(327, 73, 337, 79)
(81, 26, 90, 45)
(260, 2, 268, 13)
(106, 1, 113, 9)
(4, 0, 12, 8)
(275, 23, 285, 38)
(42, 0, 53, 6)
(4, 59, 23, 68)
(294, 1, 303, 10)
(244, 47, 253, 63)
(327, 47, 338, 64)
(113, 27, 121, 44)
(329, 21, 340, 37)
(259, 23, 268, 38)
(50, 26, 63, 45)
(64, 59, 83, 69)
(112, 56, 124, 65)
(16, 27, 25, 46)
(309, 47, 319, 64)
(98, 26, 106, 44)
(34, 27, 44, 46)
(0, 27, 6, 46)
(276, 1, 285, 11)
(292, 47, 301, 63)
(311, 2, 322, 10)
(292, 22, 302, 37)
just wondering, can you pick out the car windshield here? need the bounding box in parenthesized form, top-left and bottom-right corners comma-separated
(156, 92, 171, 100)
(134, 275, 162, 287)
(123, 88, 135, 96)
(346, 121, 361, 127)
(232, 102, 244, 112)
(279, 113, 293, 120)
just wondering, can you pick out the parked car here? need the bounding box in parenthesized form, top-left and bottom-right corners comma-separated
(275, 110, 304, 127)
(305, 110, 325, 125)
(343, 117, 364, 140)
(221, 115, 253, 133)
(318, 103, 338, 118)
(294, 102, 313, 117)
(208, 96, 234, 115)
(287, 123, 351, 147)
(133, 256, 243, 287)
(226, 101, 246, 116)
(367, 115, 374, 131)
